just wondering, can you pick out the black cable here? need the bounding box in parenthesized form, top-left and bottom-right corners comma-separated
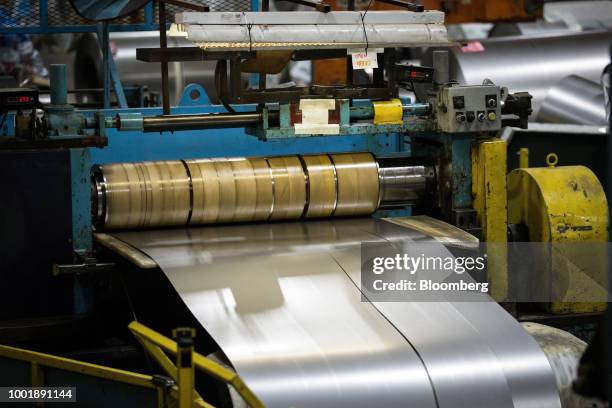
(360, 0, 374, 54)
(214, 60, 235, 113)
(243, 11, 254, 53)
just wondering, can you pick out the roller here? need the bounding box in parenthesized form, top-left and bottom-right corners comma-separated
(92, 153, 432, 229)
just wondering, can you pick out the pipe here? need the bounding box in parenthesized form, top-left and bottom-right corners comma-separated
(141, 113, 264, 132)
(378, 165, 432, 207)
(50, 64, 68, 106)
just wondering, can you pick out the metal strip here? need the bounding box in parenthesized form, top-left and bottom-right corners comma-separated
(113, 218, 560, 408)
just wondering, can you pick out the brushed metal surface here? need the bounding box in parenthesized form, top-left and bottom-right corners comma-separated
(424, 31, 611, 118)
(322, 219, 561, 408)
(538, 75, 607, 125)
(114, 218, 560, 408)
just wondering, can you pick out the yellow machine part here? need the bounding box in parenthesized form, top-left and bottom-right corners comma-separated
(471, 138, 508, 301)
(507, 159, 608, 313)
(372, 99, 404, 125)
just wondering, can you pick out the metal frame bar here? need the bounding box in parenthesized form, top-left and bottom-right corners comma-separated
(471, 138, 508, 300)
(0, 345, 156, 389)
(0, 341, 207, 407)
(128, 321, 265, 408)
(211, 49, 398, 104)
(96, 24, 128, 109)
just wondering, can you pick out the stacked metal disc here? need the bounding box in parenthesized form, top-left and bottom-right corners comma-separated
(93, 153, 380, 229)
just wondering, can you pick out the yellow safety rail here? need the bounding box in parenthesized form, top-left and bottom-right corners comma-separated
(128, 321, 265, 408)
(0, 344, 155, 388)
(0, 342, 201, 406)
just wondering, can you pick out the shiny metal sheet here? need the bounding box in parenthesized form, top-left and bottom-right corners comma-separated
(114, 218, 561, 408)
(115, 220, 437, 408)
(537, 75, 607, 125)
(344, 219, 562, 408)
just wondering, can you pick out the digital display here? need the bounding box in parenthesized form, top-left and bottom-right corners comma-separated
(7, 96, 33, 103)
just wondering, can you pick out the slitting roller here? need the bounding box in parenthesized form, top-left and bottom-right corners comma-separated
(92, 152, 433, 229)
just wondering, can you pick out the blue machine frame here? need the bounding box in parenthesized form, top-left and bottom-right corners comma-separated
(0, 0, 482, 320)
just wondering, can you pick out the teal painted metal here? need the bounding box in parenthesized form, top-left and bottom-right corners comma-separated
(70, 148, 92, 254)
(339, 99, 351, 125)
(179, 84, 212, 106)
(280, 104, 291, 128)
(255, 102, 433, 140)
(97, 23, 128, 109)
(88, 104, 405, 163)
(255, 119, 434, 139)
(49, 64, 67, 105)
(46, 64, 99, 139)
(71, 147, 94, 315)
(450, 135, 473, 209)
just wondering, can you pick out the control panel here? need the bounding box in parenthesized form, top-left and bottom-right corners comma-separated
(435, 85, 502, 133)
(0, 88, 39, 112)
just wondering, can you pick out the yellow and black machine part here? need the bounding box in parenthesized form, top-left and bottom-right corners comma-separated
(472, 139, 608, 315)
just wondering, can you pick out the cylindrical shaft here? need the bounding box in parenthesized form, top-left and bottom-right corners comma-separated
(50, 64, 67, 105)
(378, 165, 432, 207)
(142, 113, 264, 132)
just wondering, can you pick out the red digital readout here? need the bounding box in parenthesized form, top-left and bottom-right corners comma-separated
(6, 96, 33, 103)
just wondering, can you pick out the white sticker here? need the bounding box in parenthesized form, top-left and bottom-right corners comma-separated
(351, 49, 379, 70)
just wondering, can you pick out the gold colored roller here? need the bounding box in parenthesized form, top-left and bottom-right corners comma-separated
(250, 157, 274, 220)
(187, 159, 220, 224)
(214, 159, 238, 223)
(267, 156, 307, 220)
(330, 153, 379, 217)
(101, 161, 190, 229)
(301, 154, 336, 218)
(161, 161, 191, 225)
(230, 158, 257, 222)
(102, 162, 142, 229)
(94, 152, 396, 230)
